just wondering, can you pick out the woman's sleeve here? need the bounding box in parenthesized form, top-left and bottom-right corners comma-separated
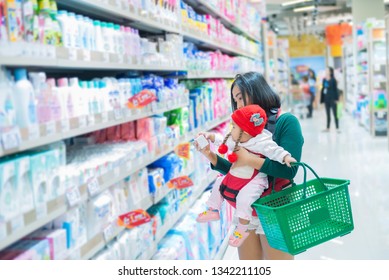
(259, 116, 304, 180)
(210, 155, 231, 176)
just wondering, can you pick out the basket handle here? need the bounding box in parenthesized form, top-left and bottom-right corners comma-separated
(290, 162, 328, 199)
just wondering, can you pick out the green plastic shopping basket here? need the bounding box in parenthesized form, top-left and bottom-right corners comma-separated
(252, 162, 354, 255)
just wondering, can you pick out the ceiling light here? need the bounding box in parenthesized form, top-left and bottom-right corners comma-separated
(293, 5, 315, 12)
(282, 0, 312, 7)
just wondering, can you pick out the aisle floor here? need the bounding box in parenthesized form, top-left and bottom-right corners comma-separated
(223, 107, 389, 260)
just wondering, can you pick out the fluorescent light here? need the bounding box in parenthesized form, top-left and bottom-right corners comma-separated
(293, 5, 315, 12)
(282, 0, 312, 7)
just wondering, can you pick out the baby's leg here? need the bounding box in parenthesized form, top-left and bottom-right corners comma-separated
(229, 176, 268, 247)
(196, 176, 224, 223)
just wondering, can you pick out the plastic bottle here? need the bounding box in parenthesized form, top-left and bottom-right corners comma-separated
(47, 78, 61, 121)
(49, 0, 62, 46)
(23, 0, 39, 43)
(68, 12, 78, 48)
(93, 20, 103, 52)
(98, 80, 110, 113)
(57, 78, 72, 120)
(69, 77, 83, 117)
(106, 23, 115, 53)
(28, 72, 48, 123)
(0, 68, 16, 129)
(114, 24, 123, 55)
(86, 17, 94, 51)
(13, 68, 38, 128)
(57, 10, 71, 48)
(76, 14, 84, 49)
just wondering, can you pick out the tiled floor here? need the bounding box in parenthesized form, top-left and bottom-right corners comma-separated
(223, 107, 389, 260)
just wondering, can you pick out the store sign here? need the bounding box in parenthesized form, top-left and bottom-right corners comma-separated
(174, 142, 190, 160)
(117, 209, 151, 229)
(127, 90, 157, 109)
(167, 176, 194, 190)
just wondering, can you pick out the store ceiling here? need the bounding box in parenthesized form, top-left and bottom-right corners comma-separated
(251, 0, 352, 36)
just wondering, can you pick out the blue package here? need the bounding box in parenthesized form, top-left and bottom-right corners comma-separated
(148, 153, 183, 182)
(147, 168, 165, 194)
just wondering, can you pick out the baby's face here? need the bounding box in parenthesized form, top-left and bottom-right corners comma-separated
(231, 121, 252, 143)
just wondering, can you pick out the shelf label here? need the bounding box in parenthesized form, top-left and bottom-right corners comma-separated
(118, 54, 124, 64)
(87, 115, 95, 126)
(117, 210, 151, 229)
(167, 176, 194, 190)
(102, 52, 110, 63)
(174, 142, 190, 160)
(81, 49, 91, 61)
(61, 119, 70, 132)
(78, 116, 87, 129)
(10, 215, 24, 232)
(28, 124, 40, 140)
(1, 127, 21, 151)
(35, 203, 48, 219)
(127, 90, 157, 109)
(66, 186, 81, 207)
(68, 48, 77, 61)
(114, 109, 123, 120)
(45, 121, 56, 136)
(101, 112, 109, 123)
(103, 223, 115, 242)
(87, 177, 100, 197)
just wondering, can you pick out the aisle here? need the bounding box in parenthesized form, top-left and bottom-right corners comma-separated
(223, 107, 389, 260)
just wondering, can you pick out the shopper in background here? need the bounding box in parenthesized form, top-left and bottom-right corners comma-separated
(307, 69, 317, 118)
(194, 72, 304, 260)
(320, 67, 340, 132)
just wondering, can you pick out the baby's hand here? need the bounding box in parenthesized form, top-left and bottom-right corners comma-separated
(284, 155, 297, 167)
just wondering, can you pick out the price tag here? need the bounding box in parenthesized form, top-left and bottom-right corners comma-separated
(78, 116, 87, 128)
(28, 124, 40, 140)
(61, 119, 70, 132)
(118, 55, 124, 64)
(66, 187, 81, 207)
(102, 52, 110, 63)
(103, 224, 115, 242)
(81, 49, 91, 61)
(151, 101, 158, 113)
(1, 127, 21, 151)
(11, 215, 24, 232)
(35, 203, 48, 219)
(45, 121, 56, 136)
(68, 48, 77, 61)
(114, 109, 123, 120)
(46, 46, 56, 59)
(87, 115, 95, 126)
(101, 112, 109, 123)
(87, 177, 100, 197)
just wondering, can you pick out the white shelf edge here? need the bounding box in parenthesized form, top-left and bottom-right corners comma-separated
(0, 101, 189, 157)
(80, 118, 227, 259)
(213, 227, 234, 260)
(185, 73, 236, 80)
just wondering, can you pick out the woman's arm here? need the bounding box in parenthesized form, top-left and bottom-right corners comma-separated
(260, 115, 304, 180)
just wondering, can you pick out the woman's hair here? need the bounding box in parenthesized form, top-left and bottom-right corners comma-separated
(231, 72, 281, 115)
(328, 67, 335, 79)
(302, 75, 309, 82)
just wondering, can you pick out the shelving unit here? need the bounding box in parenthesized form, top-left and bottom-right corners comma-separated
(343, 37, 356, 114)
(355, 20, 387, 136)
(266, 30, 278, 91)
(277, 39, 290, 108)
(0, 0, 262, 260)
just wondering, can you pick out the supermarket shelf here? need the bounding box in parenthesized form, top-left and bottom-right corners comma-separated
(185, 0, 260, 43)
(182, 28, 260, 60)
(57, 0, 181, 34)
(213, 227, 234, 260)
(55, 0, 260, 60)
(0, 100, 188, 157)
(185, 72, 236, 80)
(0, 115, 227, 253)
(78, 117, 228, 259)
(0, 47, 185, 71)
(0, 198, 67, 251)
(142, 173, 218, 260)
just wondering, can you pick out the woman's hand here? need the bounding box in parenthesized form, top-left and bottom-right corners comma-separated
(232, 147, 265, 170)
(193, 133, 217, 166)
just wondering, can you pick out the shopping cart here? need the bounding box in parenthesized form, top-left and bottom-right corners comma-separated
(252, 162, 354, 255)
(290, 85, 310, 119)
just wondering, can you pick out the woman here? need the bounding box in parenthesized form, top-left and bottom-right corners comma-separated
(307, 69, 317, 118)
(320, 67, 339, 132)
(195, 72, 304, 260)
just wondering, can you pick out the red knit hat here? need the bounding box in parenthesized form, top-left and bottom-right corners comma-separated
(231, 105, 267, 137)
